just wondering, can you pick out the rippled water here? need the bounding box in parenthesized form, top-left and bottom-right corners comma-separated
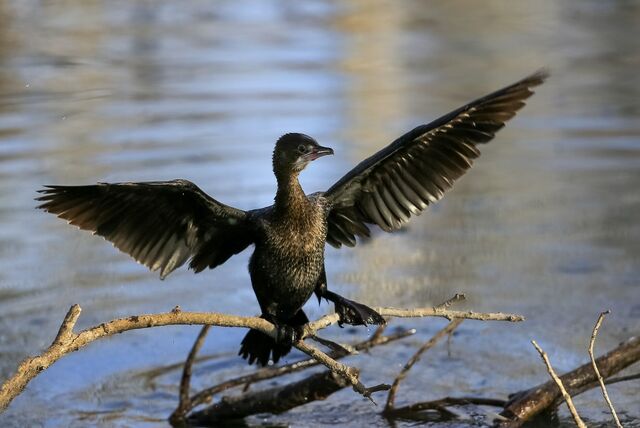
(1, 1, 639, 427)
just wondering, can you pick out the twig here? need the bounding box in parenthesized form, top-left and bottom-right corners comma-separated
(51, 304, 82, 346)
(0, 298, 523, 412)
(606, 372, 640, 385)
(308, 334, 354, 354)
(531, 340, 586, 428)
(184, 294, 462, 417)
(589, 311, 622, 428)
(171, 325, 211, 424)
(499, 336, 639, 427)
(369, 324, 387, 343)
(384, 319, 465, 412)
(294, 340, 376, 399)
(434, 293, 467, 309)
(304, 306, 522, 336)
(186, 327, 415, 412)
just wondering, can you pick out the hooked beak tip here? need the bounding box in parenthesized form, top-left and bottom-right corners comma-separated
(316, 146, 334, 157)
(302, 145, 334, 163)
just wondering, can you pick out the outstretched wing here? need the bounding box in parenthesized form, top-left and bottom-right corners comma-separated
(324, 70, 547, 248)
(37, 179, 254, 278)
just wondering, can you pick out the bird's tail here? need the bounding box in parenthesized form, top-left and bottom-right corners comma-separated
(239, 310, 308, 366)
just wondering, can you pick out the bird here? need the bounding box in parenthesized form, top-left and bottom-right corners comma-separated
(37, 70, 547, 366)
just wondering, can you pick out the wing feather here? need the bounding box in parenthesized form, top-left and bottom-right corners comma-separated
(324, 70, 547, 247)
(37, 179, 254, 278)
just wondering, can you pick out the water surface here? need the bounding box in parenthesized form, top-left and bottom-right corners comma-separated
(0, 1, 639, 426)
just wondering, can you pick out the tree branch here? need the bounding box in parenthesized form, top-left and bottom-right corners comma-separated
(173, 325, 211, 422)
(178, 325, 413, 420)
(0, 301, 524, 413)
(0, 308, 271, 412)
(499, 336, 640, 427)
(188, 370, 351, 425)
(589, 311, 622, 428)
(305, 306, 522, 335)
(385, 396, 508, 420)
(531, 340, 586, 428)
(384, 319, 465, 412)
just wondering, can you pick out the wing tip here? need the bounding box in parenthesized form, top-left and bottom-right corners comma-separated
(522, 68, 550, 88)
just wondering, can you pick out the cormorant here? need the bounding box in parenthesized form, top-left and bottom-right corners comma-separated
(37, 71, 547, 366)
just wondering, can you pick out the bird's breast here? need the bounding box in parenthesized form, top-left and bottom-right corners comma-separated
(251, 202, 328, 289)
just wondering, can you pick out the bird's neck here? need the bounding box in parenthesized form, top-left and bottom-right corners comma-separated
(274, 172, 308, 217)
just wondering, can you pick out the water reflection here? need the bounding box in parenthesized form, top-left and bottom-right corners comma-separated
(0, 0, 638, 426)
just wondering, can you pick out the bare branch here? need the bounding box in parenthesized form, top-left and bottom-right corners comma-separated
(308, 334, 354, 354)
(606, 372, 640, 386)
(305, 306, 522, 336)
(0, 309, 274, 412)
(531, 340, 586, 428)
(589, 311, 623, 428)
(434, 293, 467, 309)
(188, 370, 350, 424)
(294, 340, 372, 398)
(385, 396, 507, 419)
(0, 297, 524, 413)
(186, 327, 415, 412)
(369, 324, 388, 342)
(385, 319, 465, 412)
(52, 304, 82, 346)
(171, 325, 211, 424)
(500, 336, 639, 427)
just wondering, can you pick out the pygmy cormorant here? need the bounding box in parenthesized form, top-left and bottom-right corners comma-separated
(37, 70, 547, 366)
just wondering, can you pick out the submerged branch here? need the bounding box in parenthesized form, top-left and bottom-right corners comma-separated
(188, 370, 350, 425)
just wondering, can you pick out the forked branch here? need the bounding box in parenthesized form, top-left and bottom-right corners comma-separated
(0, 296, 524, 413)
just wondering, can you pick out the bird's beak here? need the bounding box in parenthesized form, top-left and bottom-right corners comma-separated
(309, 145, 334, 161)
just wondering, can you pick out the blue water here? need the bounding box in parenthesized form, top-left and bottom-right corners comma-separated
(0, 1, 638, 426)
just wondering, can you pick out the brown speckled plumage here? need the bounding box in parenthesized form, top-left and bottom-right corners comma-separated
(250, 191, 329, 320)
(36, 71, 547, 366)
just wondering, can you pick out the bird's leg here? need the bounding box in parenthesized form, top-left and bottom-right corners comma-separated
(275, 323, 299, 346)
(314, 268, 385, 327)
(263, 311, 306, 346)
(320, 289, 386, 327)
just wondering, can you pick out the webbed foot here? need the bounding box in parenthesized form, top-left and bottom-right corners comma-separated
(324, 290, 385, 327)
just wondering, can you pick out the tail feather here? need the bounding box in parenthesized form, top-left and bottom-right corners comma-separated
(239, 329, 290, 366)
(239, 310, 309, 366)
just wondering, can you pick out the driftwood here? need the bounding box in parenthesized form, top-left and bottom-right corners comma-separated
(188, 369, 351, 424)
(498, 335, 639, 426)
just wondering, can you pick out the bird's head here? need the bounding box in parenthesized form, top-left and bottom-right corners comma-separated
(272, 133, 334, 177)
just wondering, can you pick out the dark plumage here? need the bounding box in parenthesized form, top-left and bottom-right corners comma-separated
(37, 70, 547, 366)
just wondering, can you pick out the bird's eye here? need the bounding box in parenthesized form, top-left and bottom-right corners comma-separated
(297, 144, 308, 154)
